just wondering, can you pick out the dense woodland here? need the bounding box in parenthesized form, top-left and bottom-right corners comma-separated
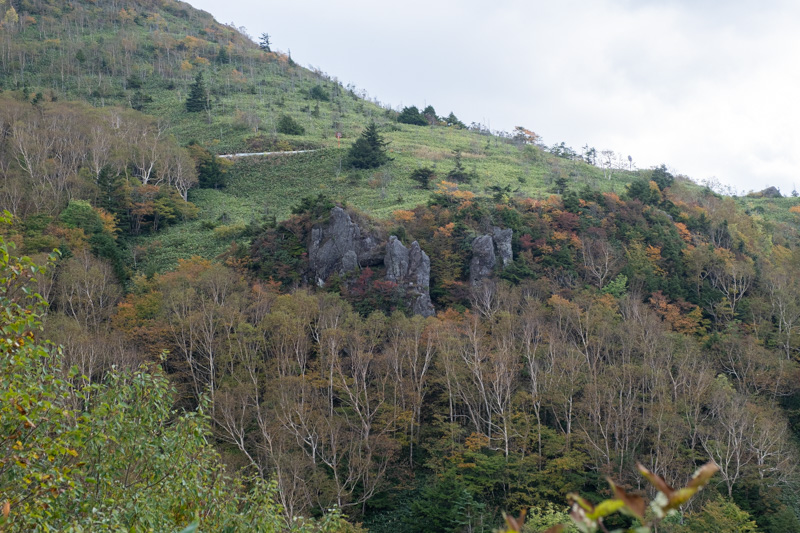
(2, 0, 800, 532)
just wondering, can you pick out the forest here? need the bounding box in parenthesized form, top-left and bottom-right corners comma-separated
(2, 0, 800, 532)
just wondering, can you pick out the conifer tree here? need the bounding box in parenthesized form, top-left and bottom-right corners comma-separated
(185, 72, 207, 112)
(346, 121, 391, 169)
(397, 105, 427, 126)
(258, 33, 271, 52)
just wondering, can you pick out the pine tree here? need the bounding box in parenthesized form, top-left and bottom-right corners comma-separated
(185, 72, 207, 112)
(346, 121, 391, 169)
(258, 33, 271, 52)
(446, 149, 471, 182)
(410, 167, 435, 189)
(445, 111, 465, 128)
(397, 105, 427, 126)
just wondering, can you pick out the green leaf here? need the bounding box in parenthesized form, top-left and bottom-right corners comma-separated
(587, 499, 626, 520)
(176, 522, 199, 533)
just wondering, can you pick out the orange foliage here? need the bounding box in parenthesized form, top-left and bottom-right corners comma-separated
(118, 8, 135, 24)
(146, 13, 167, 29)
(646, 245, 666, 276)
(513, 126, 540, 144)
(393, 210, 415, 222)
(674, 222, 692, 243)
(95, 208, 119, 238)
(519, 198, 537, 211)
(230, 68, 246, 83)
(465, 432, 490, 452)
(603, 192, 621, 206)
(545, 195, 562, 208)
(649, 291, 706, 335)
(253, 279, 282, 295)
(438, 308, 463, 323)
(162, 256, 214, 282)
(180, 35, 205, 51)
(434, 222, 456, 238)
(48, 226, 88, 252)
(548, 294, 573, 309)
(456, 200, 475, 211)
(435, 180, 475, 201)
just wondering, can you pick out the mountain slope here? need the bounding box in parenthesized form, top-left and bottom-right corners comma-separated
(1, 0, 675, 273)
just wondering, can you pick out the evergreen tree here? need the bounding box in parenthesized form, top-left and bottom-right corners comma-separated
(185, 72, 207, 112)
(397, 105, 428, 126)
(187, 142, 229, 189)
(410, 167, 436, 189)
(446, 149, 471, 182)
(277, 114, 304, 135)
(346, 121, 391, 169)
(216, 45, 229, 64)
(422, 105, 438, 124)
(309, 85, 330, 101)
(258, 33, 271, 52)
(651, 164, 674, 190)
(445, 111, 465, 128)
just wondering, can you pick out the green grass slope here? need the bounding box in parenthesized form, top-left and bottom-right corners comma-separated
(6, 0, 783, 274)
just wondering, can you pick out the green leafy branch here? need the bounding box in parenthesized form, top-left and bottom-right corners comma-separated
(501, 461, 718, 533)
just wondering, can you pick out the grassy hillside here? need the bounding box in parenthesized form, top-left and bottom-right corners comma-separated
(1, 0, 688, 274)
(3, 0, 798, 276)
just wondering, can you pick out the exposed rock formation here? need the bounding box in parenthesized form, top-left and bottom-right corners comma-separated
(307, 208, 435, 316)
(470, 234, 496, 286)
(746, 186, 782, 199)
(469, 226, 514, 286)
(308, 207, 382, 286)
(384, 236, 435, 317)
(492, 226, 513, 267)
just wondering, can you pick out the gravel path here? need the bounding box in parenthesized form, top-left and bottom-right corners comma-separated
(217, 149, 317, 159)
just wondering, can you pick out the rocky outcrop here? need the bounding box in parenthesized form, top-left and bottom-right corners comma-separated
(384, 236, 435, 317)
(492, 226, 513, 267)
(470, 234, 496, 286)
(746, 186, 782, 199)
(469, 227, 513, 286)
(309, 207, 382, 286)
(307, 208, 435, 316)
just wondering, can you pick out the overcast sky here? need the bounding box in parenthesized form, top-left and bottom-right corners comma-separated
(189, 0, 800, 195)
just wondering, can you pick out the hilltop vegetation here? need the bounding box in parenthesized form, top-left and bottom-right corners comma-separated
(2, 0, 800, 531)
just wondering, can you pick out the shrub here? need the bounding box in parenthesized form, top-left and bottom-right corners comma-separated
(309, 85, 330, 101)
(277, 114, 305, 135)
(213, 223, 247, 240)
(447, 149, 473, 183)
(410, 167, 436, 189)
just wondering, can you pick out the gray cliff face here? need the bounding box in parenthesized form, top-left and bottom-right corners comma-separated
(492, 226, 513, 267)
(309, 207, 381, 286)
(469, 227, 513, 286)
(384, 236, 409, 283)
(384, 236, 435, 317)
(470, 234, 497, 286)
(307, 209, 434, 316)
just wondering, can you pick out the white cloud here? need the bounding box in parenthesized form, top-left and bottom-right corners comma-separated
(189, 0, 800, 194)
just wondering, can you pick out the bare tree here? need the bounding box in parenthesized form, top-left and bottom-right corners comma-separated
(580, 235, 621, 289)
